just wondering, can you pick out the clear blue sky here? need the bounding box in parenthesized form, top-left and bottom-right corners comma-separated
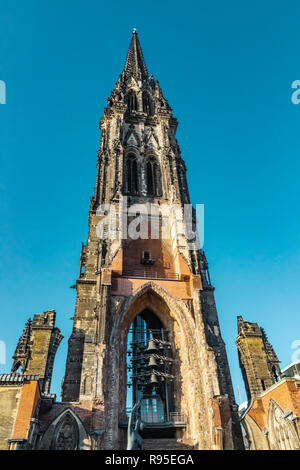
(1, 0, 300, 403)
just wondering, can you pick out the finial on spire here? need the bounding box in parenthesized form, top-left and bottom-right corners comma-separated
(133, 27, 137, 34)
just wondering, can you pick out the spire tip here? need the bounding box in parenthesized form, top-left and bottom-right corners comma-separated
(124, 28, 148, 80)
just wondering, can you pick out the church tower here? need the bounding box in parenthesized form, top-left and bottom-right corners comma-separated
(62, 30, 243, 450)
(236, 316, 281, 401)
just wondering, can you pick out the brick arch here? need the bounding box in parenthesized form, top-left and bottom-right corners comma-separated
(115, 281, 195, 334)
(103, 282, 207, 449)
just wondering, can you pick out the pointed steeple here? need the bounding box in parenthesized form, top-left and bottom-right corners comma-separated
(11, 318, 32, 373)
(123, 28, 148, 81)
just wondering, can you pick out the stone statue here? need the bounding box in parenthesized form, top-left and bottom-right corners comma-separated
(127, 400, 143, 450)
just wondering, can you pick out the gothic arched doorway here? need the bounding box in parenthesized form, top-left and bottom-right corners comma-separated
(126, 309, 174, 428)
(105, 283, 205, 449)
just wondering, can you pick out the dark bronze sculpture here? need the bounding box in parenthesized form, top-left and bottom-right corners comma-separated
(127, 401, 143, 450)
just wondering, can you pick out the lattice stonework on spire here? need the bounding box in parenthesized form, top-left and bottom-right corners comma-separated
(123, 29, 148, 81)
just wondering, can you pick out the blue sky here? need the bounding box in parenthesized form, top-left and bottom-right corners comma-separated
(1, 0, 300, 403)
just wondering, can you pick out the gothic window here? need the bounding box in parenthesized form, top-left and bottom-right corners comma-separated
(142, 91, 153, 115)
(126, 90, 138, 113)
(126, 155, 138, 194)
(146, 158, 161, 197)
(126, 310, 174, 424)
(51, 412, 79, 450)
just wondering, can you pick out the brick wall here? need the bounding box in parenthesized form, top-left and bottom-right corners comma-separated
(11, 380, 40, 439)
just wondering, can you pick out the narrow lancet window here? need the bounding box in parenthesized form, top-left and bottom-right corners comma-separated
(142, 91, 153, 115)
(146, 158, 161, 197)
(147, 161, 154, 196)
(127, 155, 138, 194)
(126, 90, 138, 113)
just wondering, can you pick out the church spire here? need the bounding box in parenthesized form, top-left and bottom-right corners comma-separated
(123, 28, 148, 81)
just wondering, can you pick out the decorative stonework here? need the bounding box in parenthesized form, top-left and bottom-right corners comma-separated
(0, 30, 244, 452)
(59, 30, 243, 450)
(51, 412, 79, 450)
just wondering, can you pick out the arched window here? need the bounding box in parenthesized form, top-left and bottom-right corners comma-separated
(126, 90, 138, 113)
(146, 158, 161, 197)
(142, 91, 153, 115)
(126, 155, 138, 194)
(51, 412, 79, 450)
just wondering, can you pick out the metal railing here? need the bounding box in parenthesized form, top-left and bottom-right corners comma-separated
(122, 408, 185, 425)
(122, 270, 179, 280)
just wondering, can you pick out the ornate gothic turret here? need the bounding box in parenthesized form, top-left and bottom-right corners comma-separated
(11, 311, 63, 394)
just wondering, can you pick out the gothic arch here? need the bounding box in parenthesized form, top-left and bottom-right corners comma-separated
(268, 400, 299, 450)
(103, 282, 209, 449)
(38, 408, 89, 450)
(50, 411, 79, 450)
(142, 90, 153, 115)
(124, 126, 141, 148)
(145, 155, 162, 197)
(242, 414, 269, 450)
(125, 89, 138, 113)
(124, 153, 139, 195)
(124, 147, 139, 159)
(114, 281, 195, 334)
